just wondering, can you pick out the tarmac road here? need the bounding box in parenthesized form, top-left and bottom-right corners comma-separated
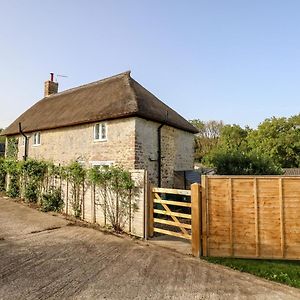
(1, 197, 300, 300)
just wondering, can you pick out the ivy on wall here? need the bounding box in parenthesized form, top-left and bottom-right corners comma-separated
(6, 137, 18, 159)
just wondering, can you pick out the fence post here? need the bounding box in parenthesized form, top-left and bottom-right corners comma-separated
(91, 184, 95, 223)
(191, 183, 201, 257)
(201, 175, 208, 256)
(82, 179, 85, 220)
(148, 183, 154, 237)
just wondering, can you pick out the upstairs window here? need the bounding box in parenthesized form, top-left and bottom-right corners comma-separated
(94, 123, 107, 141)
(33, 132, 41, 146)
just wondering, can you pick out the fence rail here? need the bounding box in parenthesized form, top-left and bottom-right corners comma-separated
(152, 191, 192, 240)
(152, 187, 191, 196)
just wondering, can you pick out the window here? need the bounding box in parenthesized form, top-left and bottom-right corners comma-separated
(33, 132, 41, 146)
(90, 160, 114, 167)
(94, 123, 107, 141)
(20, 136, 25, 147)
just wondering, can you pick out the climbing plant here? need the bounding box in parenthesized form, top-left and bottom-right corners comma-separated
(66, 161, 86, 218)
(88, 165, 137, 232)
(21, 159, 48, 202)
(6, 137, 18, 159)
(0, 158, 6, 191)
(1, 157, 138, 234)
(4, 159, 21, 197)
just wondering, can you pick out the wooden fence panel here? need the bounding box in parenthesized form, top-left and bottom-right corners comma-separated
(258, 179, 281, 258)
(203, 175, 300, 260)
(206, 178, 231, 257)
(284, 179, 300, 259)
(232, 178, 256, 258)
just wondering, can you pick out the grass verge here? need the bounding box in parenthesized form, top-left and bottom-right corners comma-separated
(204, 257, 300, 288)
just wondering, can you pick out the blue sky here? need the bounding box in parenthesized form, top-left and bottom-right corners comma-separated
(0, 0, 299, 129)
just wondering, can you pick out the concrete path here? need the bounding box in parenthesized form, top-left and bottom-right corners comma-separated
(1, 197, 300, 299)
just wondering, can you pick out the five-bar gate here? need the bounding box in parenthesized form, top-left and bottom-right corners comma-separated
(151, 187, 192, 240)
(148, 184, 201, 257)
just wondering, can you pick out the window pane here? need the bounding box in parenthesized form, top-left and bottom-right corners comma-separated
(101, 124, 106, 140)
(94, 124, 100, 140)
(33, 132, 40, 145)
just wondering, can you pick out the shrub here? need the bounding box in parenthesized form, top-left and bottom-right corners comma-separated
(4, 159, 20, 197)
(205, 149, 282, 175)
(7, 175, 20, 197)
(41, 186, 64, 212)
(21, 159, 48, 179)
(24, 181, 39, 203)
(21, 159, 47, 202)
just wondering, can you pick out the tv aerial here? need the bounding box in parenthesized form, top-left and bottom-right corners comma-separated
(55, 74, 68, 82)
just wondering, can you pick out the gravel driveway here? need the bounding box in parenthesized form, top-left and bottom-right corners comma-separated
(1, 197, 300, 300)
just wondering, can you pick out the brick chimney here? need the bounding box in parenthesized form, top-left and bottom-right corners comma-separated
(44, 73, 58, 97)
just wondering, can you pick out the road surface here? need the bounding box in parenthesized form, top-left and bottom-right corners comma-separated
(1, 197, 300, 299)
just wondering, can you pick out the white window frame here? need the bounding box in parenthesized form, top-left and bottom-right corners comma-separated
(93, 122, 107, 142)
(33, 132, 41, 146)
(20, 136, 25, 147)
(90, 160, 114, 167)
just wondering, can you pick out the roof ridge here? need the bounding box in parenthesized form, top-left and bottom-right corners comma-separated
(127, 75, 140, 113)
(2, 71, 199, 136)
(46, 70, 131, 99)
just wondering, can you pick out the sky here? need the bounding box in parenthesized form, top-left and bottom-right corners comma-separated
(0, 0, 299, 129)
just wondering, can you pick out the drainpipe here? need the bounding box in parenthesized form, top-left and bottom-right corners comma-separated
(18, 122, 28, 161)
(157, 124, 164, 187)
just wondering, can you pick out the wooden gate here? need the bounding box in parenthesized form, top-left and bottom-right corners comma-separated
(148, 184, 201, 256)
(150, 187, 192, 240)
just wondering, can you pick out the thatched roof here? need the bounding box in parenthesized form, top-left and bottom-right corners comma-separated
(2, 71, 198, 135)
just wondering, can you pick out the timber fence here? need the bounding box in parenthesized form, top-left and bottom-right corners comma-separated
(149, 176, 300, 260)
(201, 175, 300, 259)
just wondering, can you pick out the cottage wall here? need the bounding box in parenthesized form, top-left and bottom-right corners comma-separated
(16, 118, 136, 168)
(135, 118, 194, 187)
(13, 116, 194, 187)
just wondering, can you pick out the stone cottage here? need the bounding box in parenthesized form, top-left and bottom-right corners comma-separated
(2, 71, 198, 187)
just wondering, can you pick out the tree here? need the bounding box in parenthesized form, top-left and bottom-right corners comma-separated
(190, 119, 224, 162)
(218, 124, 250, 152)
(247, 115, 300, 168)
(205, 148, 282, 175)
(198, 114, 300, 173)
(201, 121, 284, 175)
